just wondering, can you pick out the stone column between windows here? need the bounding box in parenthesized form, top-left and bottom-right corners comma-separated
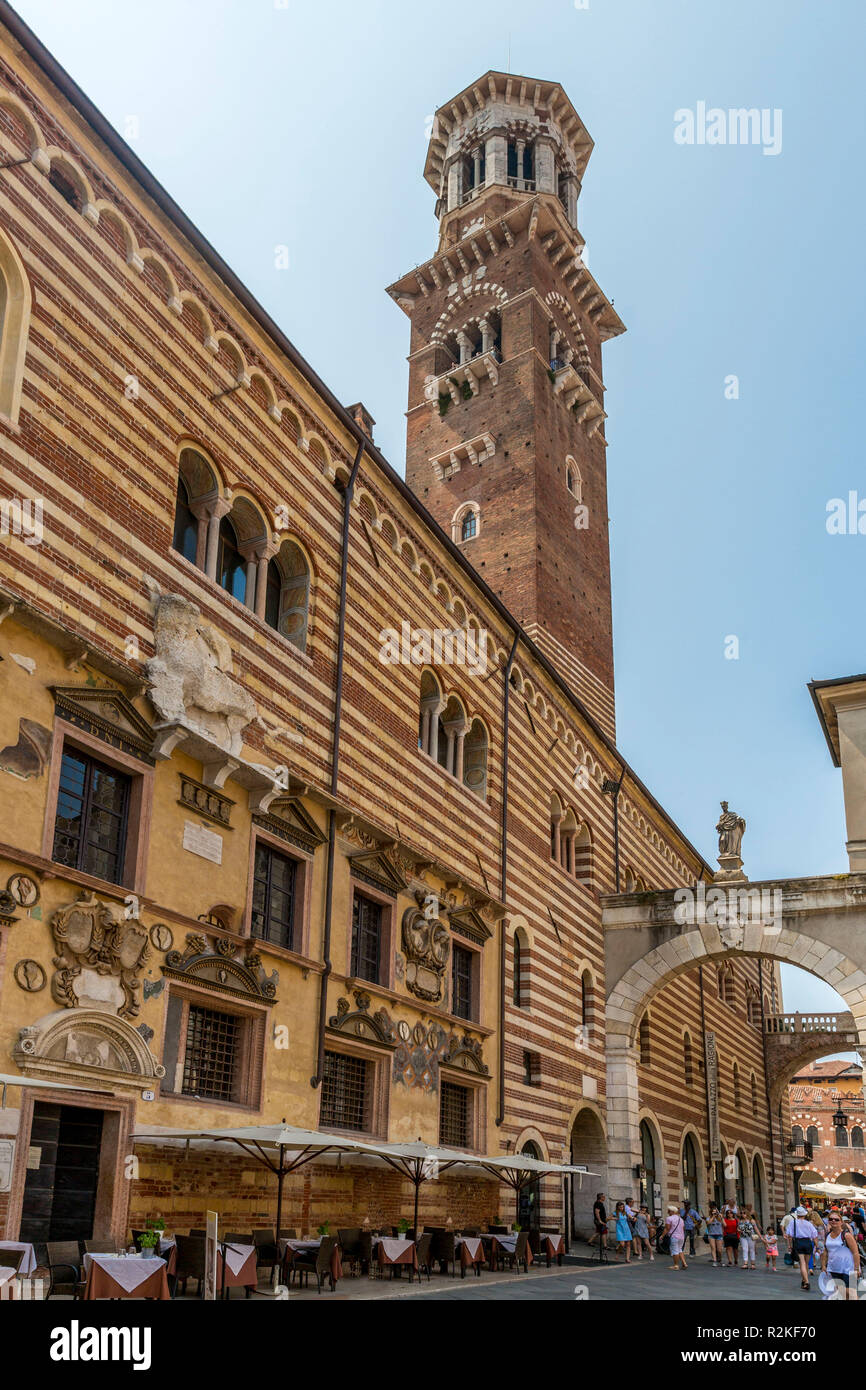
(456, 331, 471, 366)
(485, 133, 507, 185)
(421, 694, 444, 760)
(551, 810, 562, 862)
(253, 540, 280, 620)
(473, 149, 482, 188)
(479, 318, 493, 354)
(444, 718, 468, 780)
(606, 1032, 642, 1199)
(562, 826, 575, 873)
(203, 496, 232, 581)
(516, 139, 525, 188)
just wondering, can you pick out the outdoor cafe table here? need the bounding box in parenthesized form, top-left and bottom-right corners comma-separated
(157, 1236, 177, 1275)
(279, 1237, 342, 1283)
(83, 1253, 170, 1301)
(216, 1242, 258, 1291)
(373, 1236, 418, 1274)
(454, 1235, 486, 1273)
(539, 1232, 565, 1265)
(480, 1233, 533, 1272)
(0, 1241, 37, 1275)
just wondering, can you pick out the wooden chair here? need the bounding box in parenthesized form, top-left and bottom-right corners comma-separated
(46, 1241, 84, 1299)
(188, 1228, 206, 1237)
(499, 1230, 529, 1273)
(415, 1232, 433, 1283)
(431, 1230, 458, 1277)
(338, 1227, 363, 1275)
(173, 1234, 205, 1298)
(83, 1240, 117, 1255)
(253, 1229, 281, 1285)
(488, 1224, 509, 1234)
(291, 1235, 338, 1293)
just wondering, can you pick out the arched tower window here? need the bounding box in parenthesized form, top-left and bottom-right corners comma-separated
(463, 718, 488, 799)
(218, 514, 247, 602)
(461, 509, 477, 541)
(172, 446, 219, 573)
(172, 477, 198, 564)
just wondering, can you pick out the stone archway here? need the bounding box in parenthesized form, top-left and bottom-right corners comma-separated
(568, 1103, 608, 1238)
(602, 875, 866, 1198)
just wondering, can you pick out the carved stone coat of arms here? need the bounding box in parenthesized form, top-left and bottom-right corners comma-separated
(52, 892, 150, 1018)
(401, 894, 450, 1003)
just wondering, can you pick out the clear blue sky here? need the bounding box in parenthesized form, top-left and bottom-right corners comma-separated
(13, 0, 866, 1025)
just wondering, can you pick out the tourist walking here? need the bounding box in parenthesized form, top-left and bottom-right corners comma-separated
(614, 1201, 633, 1262)
(780, 1207, 795, 1262)
(706, 1205, 724, 1266)
(589, 1192, 608, 1253)
(722, 1205, 740, 1266)
(681, 1199, 702, 1257)
(790, 1205, 818, 1291)
(634, 1204, 655, 1261)
(738, 1208, 758, 1270)
(666, 1204, 688, 1272)
(822, 1210, 861, 1300)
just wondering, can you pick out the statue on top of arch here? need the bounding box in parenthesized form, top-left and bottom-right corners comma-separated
(714, 800, 747, 883)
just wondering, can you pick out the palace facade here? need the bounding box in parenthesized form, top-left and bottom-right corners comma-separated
(0, 3, 787, 1244)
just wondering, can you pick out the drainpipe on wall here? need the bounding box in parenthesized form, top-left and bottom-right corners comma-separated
(311, 439, 365, 1089)
(496, 633, 520, 1127)
(601, 767, 625, 892)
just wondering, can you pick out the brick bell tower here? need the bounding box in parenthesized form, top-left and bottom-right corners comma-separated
(387, 73, 625, 737)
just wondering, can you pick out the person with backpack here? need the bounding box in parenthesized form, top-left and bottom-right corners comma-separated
(681, 1199, 703, 1257)
(790, 1204, 818, 1291)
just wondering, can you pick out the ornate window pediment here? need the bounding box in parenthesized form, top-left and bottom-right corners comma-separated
(442, 1032, 489, 1076)
(328, 989, 397, 1047)
(348, 851, 407, 898)
(52, 685, 155, 763)
(448, 905, 493, 946)
(162, 931, 278, 1003)
(14, 1007, 164, 1088)
(253, 797, 327, 855)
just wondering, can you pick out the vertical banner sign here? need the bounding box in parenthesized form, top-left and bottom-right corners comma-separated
(205, 1210, 219, 1301)
(704, 1031, 722, 1161)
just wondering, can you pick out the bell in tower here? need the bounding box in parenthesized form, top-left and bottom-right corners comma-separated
(387, 72, 625, 739)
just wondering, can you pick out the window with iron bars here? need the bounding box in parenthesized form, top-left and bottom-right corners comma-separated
(321, 1050, 371, 1132)
(440, 1080, 471, 1148)
(351, 892, 382, 983)
(181, 1004, 239, 1103)
(452, 944, 474, 1021)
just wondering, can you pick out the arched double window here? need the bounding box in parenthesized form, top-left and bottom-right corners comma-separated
(836, 1125, 849, 1148)
(806, 1125, 820, 1149)
(791, 1125, 804, 1147)
(417, 674, 488, 798)
(0, 225, 31, 424)
(550, 793, 592, 885)
(853, 1127, 865, 1149)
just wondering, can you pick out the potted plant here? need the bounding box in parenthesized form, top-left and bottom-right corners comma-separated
(138, 1229, 158, 1257)
(397, 1217, 410, 1236)
(511, 1223, 521, 1233)
(316, 1221, 330, 1237)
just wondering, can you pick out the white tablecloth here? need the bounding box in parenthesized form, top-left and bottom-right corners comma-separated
(457, 1236, 483, 1261)
(221, 1243, 256, 1277)
(0, 1241, 37, 1275)
(376, 1237, 414, 1263)
(492, 1233, 517, 1253)
(83, 1253, 166, 1295)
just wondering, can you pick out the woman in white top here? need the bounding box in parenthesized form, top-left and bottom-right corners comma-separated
(821, 1210, 861, 1300)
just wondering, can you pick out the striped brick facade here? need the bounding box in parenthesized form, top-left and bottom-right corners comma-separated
(0, 13, 785, 1242)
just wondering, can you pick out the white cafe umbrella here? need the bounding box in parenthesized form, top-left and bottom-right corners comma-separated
(461, 1152, 599, 1226)
(133, 1121, 385, 1236)
(338, 1138, 484, 1237)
